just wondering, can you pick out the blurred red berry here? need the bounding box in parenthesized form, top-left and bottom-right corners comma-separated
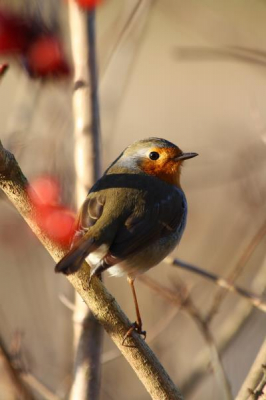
(26, 36, 71, 78)
(28, 177, 60, 206)
(75, 0, 102, 10)
(27, 176, 75, 245)
(44, 208, 75, 245)
(0, 10, 34, 54)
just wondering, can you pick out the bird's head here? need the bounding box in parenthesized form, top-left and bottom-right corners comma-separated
(107, 137, 198, 187)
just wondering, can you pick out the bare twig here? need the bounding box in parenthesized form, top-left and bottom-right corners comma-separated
(182, 302, 253, 397)
(206, 221, 266, 322)
(0, 140, 183, 400)
(235, 338, 266, 400)
(0, 333, 60, 400)
(101, 0, 154, 77)
(59, 294, 75, 311)
(175, 46, 266, 67)
(182, 255, 266, 397)
(165, 257, 266, 313)
(139, 275, 233, 400)
(0, 337, 35, 400)
(68, 2, 103, 399)
(21, 373, 61, 400)
(100, 0, 154, 148)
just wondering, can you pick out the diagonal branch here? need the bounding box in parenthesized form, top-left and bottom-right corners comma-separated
(0, 140, 184, 400)
(165, 257, 266, 313)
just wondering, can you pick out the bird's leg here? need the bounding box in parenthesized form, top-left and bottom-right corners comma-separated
(122, 277, 146, 345)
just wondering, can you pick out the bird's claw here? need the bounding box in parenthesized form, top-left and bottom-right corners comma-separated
(122, 321, 146, 345)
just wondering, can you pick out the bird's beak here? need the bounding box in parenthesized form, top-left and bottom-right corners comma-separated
(175, 152, 198, 161)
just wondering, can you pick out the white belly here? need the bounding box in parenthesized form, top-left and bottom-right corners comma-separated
(86, 244, 109, 267)
(108, 233, 180, 279)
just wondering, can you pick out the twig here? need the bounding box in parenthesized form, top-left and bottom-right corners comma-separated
(100, 0, 154, 148)
(235, 338, 266, 400)
(181, 255, 266, 397)
(139, 275, 233, 400)
(206, 221, 266, 322)
(175, 46, 266, 67)
(0, 140, 183, 400)
(21, 373, 61, 400)
(68, 3, 103, 400)
(0, 337, 35, 400)
(101, 0, 154, 76)
(59, 294, 75, 312)
(181, 301, 252, 397)
(0, 331, 60, 400)
(165, 257, 266, 313)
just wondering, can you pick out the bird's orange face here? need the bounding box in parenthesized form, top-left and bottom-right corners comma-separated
(139, 146, 184, 187)
(108, 138, 198, 187)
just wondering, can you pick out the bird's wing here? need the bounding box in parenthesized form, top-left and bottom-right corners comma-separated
(109, 188, 186, 259)
(54, 193, 106, 275)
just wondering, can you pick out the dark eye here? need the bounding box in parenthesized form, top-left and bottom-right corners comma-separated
(149, 151, 160, 160)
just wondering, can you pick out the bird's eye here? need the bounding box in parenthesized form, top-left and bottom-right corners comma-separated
(149, 151, 160, 160)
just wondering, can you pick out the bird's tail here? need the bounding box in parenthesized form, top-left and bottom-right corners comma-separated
(55, 237, 96, 275)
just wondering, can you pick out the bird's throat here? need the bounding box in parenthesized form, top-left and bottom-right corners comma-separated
(140, 159, 182, 187)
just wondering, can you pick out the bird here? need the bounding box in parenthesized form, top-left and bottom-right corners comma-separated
(55, 137, 198, 342)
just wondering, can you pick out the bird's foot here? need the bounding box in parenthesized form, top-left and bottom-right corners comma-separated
(122, 321, 146, 345)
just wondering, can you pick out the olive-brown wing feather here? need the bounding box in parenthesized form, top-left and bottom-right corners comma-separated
(109, 189, 186, 259)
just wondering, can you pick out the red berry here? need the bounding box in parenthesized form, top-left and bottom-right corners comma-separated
(0, 10, 34, 54)
(26, 36, 70, 78)
(27, 176, 75, 245)
(44, 208, 75, 244)
(29, 177, 60, 206)
(75, 0, 102, 10)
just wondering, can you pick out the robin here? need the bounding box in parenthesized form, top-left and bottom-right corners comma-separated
(55, 137, 197, 342)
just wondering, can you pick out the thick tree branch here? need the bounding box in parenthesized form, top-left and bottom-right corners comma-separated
(68, 3, 103, 399)
(0, 140, 183, 400)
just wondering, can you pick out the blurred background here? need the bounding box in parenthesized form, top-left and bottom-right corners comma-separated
(0, 0, 266, 399)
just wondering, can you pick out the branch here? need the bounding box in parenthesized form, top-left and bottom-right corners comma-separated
(0, 337, 35, 400)
(181, 301, 252, 397)
(235, 338, 266, 400)
(181, 255, 266, 397)
(206, 221, 266, 322)
(0, 140, 183, 400)
(21, 374, 61, 400)
(165, 257, 266, 313)
(68, 3, 103, 399)
(139, 275, 233, 400)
